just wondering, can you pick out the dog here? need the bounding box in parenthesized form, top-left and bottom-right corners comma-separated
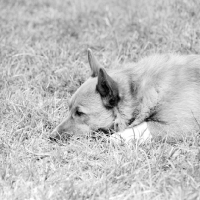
(50, 49, 200, 142)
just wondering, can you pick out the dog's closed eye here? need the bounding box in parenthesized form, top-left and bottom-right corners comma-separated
(75, 109, 84, 117)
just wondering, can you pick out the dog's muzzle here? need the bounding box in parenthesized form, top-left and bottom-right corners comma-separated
(49, 129, 72, 142)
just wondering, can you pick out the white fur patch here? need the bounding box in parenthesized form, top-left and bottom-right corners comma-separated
(110, 122, 152, 145)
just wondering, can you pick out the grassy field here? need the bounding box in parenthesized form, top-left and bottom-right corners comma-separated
(1, 0, 200, 199)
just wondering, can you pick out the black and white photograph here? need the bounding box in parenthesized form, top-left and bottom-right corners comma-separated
(1, 0, 200, 199)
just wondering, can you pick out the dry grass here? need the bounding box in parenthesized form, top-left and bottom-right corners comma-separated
(1, 0, 200, 199)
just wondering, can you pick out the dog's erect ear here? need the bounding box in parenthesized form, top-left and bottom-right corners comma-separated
(88, 49, 101, 77)
(96, 68, 120, 108)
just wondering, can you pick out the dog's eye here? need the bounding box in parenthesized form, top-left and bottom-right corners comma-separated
(75, 110, 84, 117)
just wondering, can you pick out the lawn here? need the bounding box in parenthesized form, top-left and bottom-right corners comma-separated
(1, 0, 200, 199)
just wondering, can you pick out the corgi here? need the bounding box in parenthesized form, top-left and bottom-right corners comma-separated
(50, 49, 200, 142)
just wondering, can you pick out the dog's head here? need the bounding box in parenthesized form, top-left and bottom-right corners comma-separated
(50, 49, 121, 140)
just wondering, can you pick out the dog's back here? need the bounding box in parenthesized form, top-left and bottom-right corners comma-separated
(116, 54, 200, 139)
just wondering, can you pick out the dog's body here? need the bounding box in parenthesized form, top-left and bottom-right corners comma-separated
(51, 50, 200, 141)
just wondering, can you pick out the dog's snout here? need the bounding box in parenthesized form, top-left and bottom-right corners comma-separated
(49, 130, 61, 142)
(49, 116, 72, 142)
(49, 128, 72, 142)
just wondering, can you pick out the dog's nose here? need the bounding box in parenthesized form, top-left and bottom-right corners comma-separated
(49, 128, 72, 142)
(49, 116, 72, 142)
(49, 129, 61, 142)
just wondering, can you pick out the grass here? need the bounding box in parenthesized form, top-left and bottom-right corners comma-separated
(1, 0, 200, 199)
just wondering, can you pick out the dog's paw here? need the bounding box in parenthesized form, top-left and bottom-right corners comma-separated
(110, 122, 152, 145)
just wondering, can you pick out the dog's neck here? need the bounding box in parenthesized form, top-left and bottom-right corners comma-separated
(110, 72, 139, 132)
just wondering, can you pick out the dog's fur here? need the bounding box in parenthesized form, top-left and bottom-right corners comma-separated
(51, 50, 200, 141)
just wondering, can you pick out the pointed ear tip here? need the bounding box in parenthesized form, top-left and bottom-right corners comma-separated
(99, 68, 105, 73)
(87, 48, 92, 55)
(98, 68, 106, 77)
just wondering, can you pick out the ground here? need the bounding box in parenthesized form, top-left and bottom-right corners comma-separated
(1, 0, 200, 199)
